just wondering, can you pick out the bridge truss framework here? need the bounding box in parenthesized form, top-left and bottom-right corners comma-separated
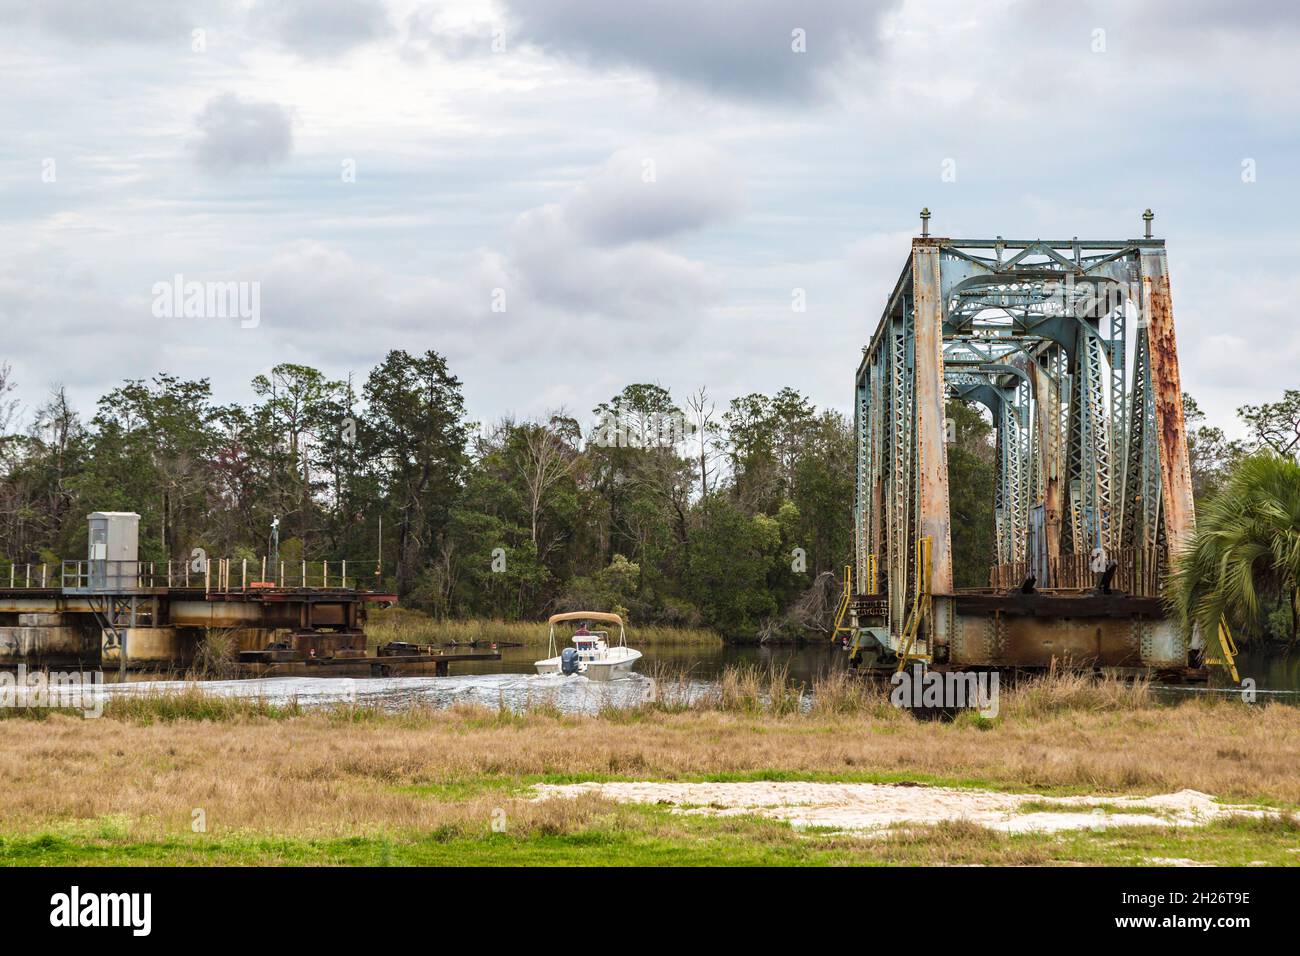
(852, 215, 1201, 673)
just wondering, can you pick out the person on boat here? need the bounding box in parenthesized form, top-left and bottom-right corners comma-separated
(575, 624, 591, 636)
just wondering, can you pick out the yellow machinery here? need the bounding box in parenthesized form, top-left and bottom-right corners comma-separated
(831, 565, 855, 645)
(1203, 615, 1240, 683)
(894, 537, 932, 673)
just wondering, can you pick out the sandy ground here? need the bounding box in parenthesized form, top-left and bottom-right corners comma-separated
(532, 781, 1275, 834)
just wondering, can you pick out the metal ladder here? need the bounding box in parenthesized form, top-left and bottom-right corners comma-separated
(832, 565, 855, 644)
(894, 537, 933, 673)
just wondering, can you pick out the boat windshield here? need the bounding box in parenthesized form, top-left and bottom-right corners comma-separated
(545, 618, 627, 658)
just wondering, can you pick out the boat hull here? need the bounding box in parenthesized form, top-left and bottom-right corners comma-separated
(533, 648, 642, 680)
(582, 649, 642, 681)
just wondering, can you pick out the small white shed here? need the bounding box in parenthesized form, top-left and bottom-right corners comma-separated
(87, 512, 140, 564)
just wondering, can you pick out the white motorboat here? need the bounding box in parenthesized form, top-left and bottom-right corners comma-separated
(535, 611, 642, 681)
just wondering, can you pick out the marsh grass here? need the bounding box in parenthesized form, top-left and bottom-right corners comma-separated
(102, 686, 304, 722)
(186, 628, 241, 680)
(640, 661, 1182, 721)
(365, 610, 722, 648)
(999, 664, 1155, 718)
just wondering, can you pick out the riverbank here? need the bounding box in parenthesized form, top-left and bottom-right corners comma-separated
(364, 609, 723, 647)
(1, 672, 1297, 866)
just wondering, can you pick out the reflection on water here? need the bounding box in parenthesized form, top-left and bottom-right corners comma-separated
(1233, 647, 1300, 692)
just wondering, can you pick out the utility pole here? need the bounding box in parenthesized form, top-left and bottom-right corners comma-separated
(269, 515, 280, 586)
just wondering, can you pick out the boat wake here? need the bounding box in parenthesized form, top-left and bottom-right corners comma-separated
(92, 672, 659, 714)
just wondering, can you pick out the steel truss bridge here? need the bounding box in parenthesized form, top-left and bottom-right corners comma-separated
(849, 212, 1215, 676)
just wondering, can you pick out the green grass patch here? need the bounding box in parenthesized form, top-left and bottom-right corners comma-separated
(5, 811, 1297, 867)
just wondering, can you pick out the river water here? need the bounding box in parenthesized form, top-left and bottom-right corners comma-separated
(79, 640, 1300, 713)
(436, 639, 1300, 694)
(444, 640, 847, 684)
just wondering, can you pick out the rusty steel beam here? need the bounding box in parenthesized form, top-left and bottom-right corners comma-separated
(912, 239, 955, 595)
(1140, 249, 1196, 556)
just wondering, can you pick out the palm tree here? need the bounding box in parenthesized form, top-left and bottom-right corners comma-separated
(1167, 453, 1300, 648)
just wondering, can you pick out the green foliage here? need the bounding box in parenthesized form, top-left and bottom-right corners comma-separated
(5, 368, 1300, 654)
(685, 496, 783, 637)
(2, 354, 1138, 643)
(1167, 453, 1300, 644)
(1238, 389, 1300, 458)
(559, 554, 640, 619)
(945, 400, 996, 588)
(1184, 393, 1246, 503)
(362, 350, 469, 595)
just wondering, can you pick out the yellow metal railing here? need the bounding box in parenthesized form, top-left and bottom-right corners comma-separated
(894, 536, 933, 673)
(832, 565, 855, 644)
(1204, 615, 1240, 683)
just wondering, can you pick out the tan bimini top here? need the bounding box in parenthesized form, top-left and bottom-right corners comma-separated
(547, 611, 623, 626)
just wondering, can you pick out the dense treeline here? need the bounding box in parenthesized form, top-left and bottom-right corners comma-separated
(0, 352, 1001, 640)
(1179, 389, 1300, 645)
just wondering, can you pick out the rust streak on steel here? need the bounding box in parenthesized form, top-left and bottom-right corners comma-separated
(1142, 249, 1197, 556)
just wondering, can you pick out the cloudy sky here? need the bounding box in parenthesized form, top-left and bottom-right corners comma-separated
(1, 0, 1296, 434)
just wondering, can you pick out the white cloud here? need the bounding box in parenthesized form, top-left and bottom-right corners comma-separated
(249, 0, 393, 58)
(1, 0, 1297, 436)
(565, 144, 744, 245)
(500, 0, 898, 100)
(191, 94, 294, 173)
(0, 0, 238, 43)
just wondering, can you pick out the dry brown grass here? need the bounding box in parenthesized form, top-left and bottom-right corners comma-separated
(644, 662, 1158, 719)
(1, 692, 1297, 842)
(999, 666, 1154, 718)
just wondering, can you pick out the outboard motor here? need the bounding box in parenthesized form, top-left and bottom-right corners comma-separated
(561, 647, 581, 675)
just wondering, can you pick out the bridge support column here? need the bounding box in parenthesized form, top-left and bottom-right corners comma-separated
(101, 627, 193, 666)
(912, 239, 954, 652)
